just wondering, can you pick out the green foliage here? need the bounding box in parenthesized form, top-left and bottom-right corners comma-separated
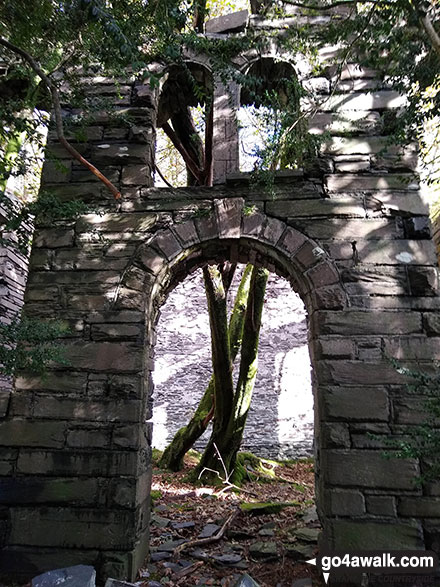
(385, 359, 440, 483)
(0, 190, 94, 252)
(0, 315, 70, 376)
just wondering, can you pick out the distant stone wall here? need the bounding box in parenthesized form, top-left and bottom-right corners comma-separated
(152, 268, 314, 459)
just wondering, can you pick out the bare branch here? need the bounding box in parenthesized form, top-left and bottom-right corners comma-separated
(154, 163, 175, 188)
(162, 121, 204, 184)
(0, 36, 121, 200)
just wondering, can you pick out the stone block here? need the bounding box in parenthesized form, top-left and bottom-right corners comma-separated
(334, 158, 371, 173)
(316, 338, 354, 358)
(408, 266, 438, 295)
(0, 420, 66, 448)
(0, 477, 99, 505)
(366, 495, 396, 516)
(321, 422, 350, 448)
(424, 313, 440, 335)
(341, 265, 409, 296)
(17, 449, 138, 476)
(14, 372, 88, 394)
(11, 507, 137, 550)
(325, 173, 418, 192)
(321, 91, 406, 112)
(325, 489, 365, 516)
(62, 342, 143, 372)
(195, 213, 217, 242)
(314, 310, 422, 335)
(33, 396, 141, 423)
(317, 360, 410, 385)
(121, 165, 150, 185)
(41, 160, 72, 184)
(206, 9, 248, 33)
(309, 111, 381, 135)
(393, 398, 433, 425)
(384, 336, 440, 360)
(322, 386, 389, 421)
(267, 197, 365, 218)
(0, 392, 10, 417)
(326, 520, 424, 550)
(91, 324, 141, 341)
(214, 198, 243, 239)
(323, 450, 419, 489)
(32, 565, 96, 587)
(77, 213, 157, 233)
(369, 192, 429, 216)
(398, 497, 440, 517)
(91, 144, 147, 165)
(66, 429, 110, 448)
(138, 246, 166, 274)
(278, 227, 307, 256)
(295, 218, 400, 240)
(306, 261, 340, 288)
(358, 240, 436, 266)
(71, 167, 120, 184)
(322, 136, 400, 156)
(172, 220, 199, 247)
(242, 211, 266, 238)
(34, 228, 75, 248)
(150, 231, 181, 260)
(312, 285, 346, 310)
(262, 217, 285, 245)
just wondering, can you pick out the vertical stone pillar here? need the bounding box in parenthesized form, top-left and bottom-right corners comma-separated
(212, 79, 240, 184)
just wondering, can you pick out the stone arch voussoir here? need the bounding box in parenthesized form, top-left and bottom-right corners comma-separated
(136, 197, 348, 312)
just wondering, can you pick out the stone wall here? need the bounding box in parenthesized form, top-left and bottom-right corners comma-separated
(0, 10, 440, 584)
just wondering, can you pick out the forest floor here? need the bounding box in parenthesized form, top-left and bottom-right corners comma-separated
(137, 451, 327, 587)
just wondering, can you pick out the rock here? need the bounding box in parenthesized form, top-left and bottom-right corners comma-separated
(150, 514, 170, 528)
(147, 582, 162, 587)
(198, 522, 221, 538)
(157, 538, 186, 551)
(293, 527, 320, 542)
(162, 562, 182, 572)
(241, 501, 299, 515)
(291, 580, 313, 587)
(150, 551, 172, 562)
(171, 520, 196, 529)
(32, 565, 96, 587)
(301, 506, 318, 523)
(212, 553, 243, 566)
(104, 580, 137, 587)
(284, 543, 315, 560)
(249, 541, 278, 559)
(233, 574, 261, 587)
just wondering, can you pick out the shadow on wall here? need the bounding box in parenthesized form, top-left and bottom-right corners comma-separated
(151, 265, 314, 459)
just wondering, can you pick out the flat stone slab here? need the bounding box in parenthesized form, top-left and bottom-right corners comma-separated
(293, 527, 320, 542)
(104, 580, 137, 587)
(233, 573, 261, 586)
(198, 523, 221, 538)
(32, 565, 96, 587)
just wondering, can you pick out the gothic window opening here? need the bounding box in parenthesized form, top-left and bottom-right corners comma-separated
(238, 57, 310, 172)
(154, 63, 213, 187)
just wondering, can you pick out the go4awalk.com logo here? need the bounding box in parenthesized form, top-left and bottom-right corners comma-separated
(307, 551, 439, 584)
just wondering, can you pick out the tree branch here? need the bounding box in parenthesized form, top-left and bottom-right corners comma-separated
(162, 121, 204, 184)
(0, 36, 121, 200)
(411, 1, 440, 58)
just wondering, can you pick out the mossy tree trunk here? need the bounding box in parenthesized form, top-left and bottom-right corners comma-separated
(195, 266, 269, 481)
(159, 264, 253, 471)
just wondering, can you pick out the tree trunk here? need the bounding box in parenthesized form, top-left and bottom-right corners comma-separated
(159, 265, 253, 470)
(196, 266, 268, 481)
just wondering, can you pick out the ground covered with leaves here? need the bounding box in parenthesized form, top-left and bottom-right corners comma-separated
(138, 451, 326, 586)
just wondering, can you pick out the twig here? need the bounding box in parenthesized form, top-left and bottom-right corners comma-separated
(154, 163, 175, 188)
(0, 36, 121, 200)
(174, 560, 204, 583)
(173, 508, 239, 557)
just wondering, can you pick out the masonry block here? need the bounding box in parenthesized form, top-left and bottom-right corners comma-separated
(323, 450, 419, 489)
(214, 198, 243, 239)
(325, 520, 424, 550)
(322, 386, 389, 421)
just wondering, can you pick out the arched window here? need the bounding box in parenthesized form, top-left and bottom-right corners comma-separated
(238, 57, 311, 172)
(155, 62, 213, 187)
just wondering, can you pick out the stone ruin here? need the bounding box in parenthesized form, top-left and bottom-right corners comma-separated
(1, 6, 440, 583)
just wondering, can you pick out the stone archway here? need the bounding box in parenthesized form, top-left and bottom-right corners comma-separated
(1, 171, 438, 582)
